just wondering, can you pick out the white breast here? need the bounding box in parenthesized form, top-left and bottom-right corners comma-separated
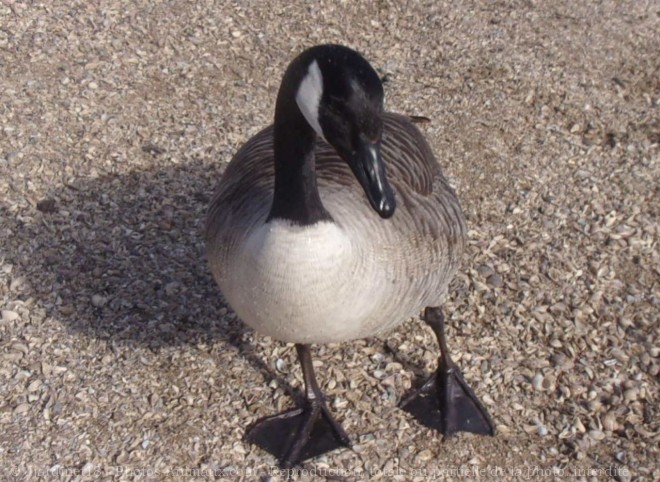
(218, 219, 397, 344)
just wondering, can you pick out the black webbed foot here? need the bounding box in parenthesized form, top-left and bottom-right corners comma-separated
(244, 345, 350, 468)
(399, 307, 495, 437)
(245, 397, 349, 468)
(399, 357, 495, 436)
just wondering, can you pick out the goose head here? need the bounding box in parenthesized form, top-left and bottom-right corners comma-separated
(280, 44, 396, 219)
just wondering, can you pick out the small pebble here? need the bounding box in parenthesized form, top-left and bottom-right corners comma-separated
(603, 411, 618, 432)
(164, 282, 180, 296)
(9, 277, 26, 292)
(550, 352, 572, 369)
(532, 373, 544, 391)
(542, 375, 555, 391)
(640, 352, 651, 366)
(142, 143, 166, 155)
(623, 388, 638, 402)
(14, 403, 30, 414)
(36, 198, 58, 213)
(81, 463, 95, 476)
(1, 310, 19, 322)
(415, 449, 433, 462)
(476, 264, 495, 277)
(91, 294, 108, 308)
(615, 472, 632, 482)
(486, 273, 503, 287)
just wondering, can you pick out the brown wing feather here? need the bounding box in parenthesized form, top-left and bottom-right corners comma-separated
(207, 112, 465, 271)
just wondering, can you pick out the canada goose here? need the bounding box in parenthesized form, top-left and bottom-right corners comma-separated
(206, 44, 494, 467)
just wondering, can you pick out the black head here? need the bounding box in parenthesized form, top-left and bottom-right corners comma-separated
(291, 45, 395, 219)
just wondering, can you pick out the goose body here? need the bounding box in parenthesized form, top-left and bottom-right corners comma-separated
(205, 45, 493, 467)
(206, 114, 465, 343)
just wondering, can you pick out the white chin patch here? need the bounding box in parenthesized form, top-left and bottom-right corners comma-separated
(295, 60, 325, 140)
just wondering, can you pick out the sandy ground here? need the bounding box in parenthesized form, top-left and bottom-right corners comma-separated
(0, 1, 658, 480)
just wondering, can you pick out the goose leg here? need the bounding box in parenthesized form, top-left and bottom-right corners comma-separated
(400, 307, 495, 436)
(245, 344, 350, 468)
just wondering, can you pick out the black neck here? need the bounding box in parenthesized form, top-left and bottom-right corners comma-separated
(267, 58, 332, 225)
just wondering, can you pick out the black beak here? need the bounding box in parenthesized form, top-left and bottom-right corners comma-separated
(351, 138, 396, 218)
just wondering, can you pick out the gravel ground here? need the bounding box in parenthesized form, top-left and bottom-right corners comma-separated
(1, 1, 658, 481)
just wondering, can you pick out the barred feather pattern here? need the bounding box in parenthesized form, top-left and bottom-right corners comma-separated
(206, 113, 466, 344)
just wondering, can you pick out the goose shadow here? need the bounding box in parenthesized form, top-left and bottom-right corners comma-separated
(3, 159, 297, 400)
